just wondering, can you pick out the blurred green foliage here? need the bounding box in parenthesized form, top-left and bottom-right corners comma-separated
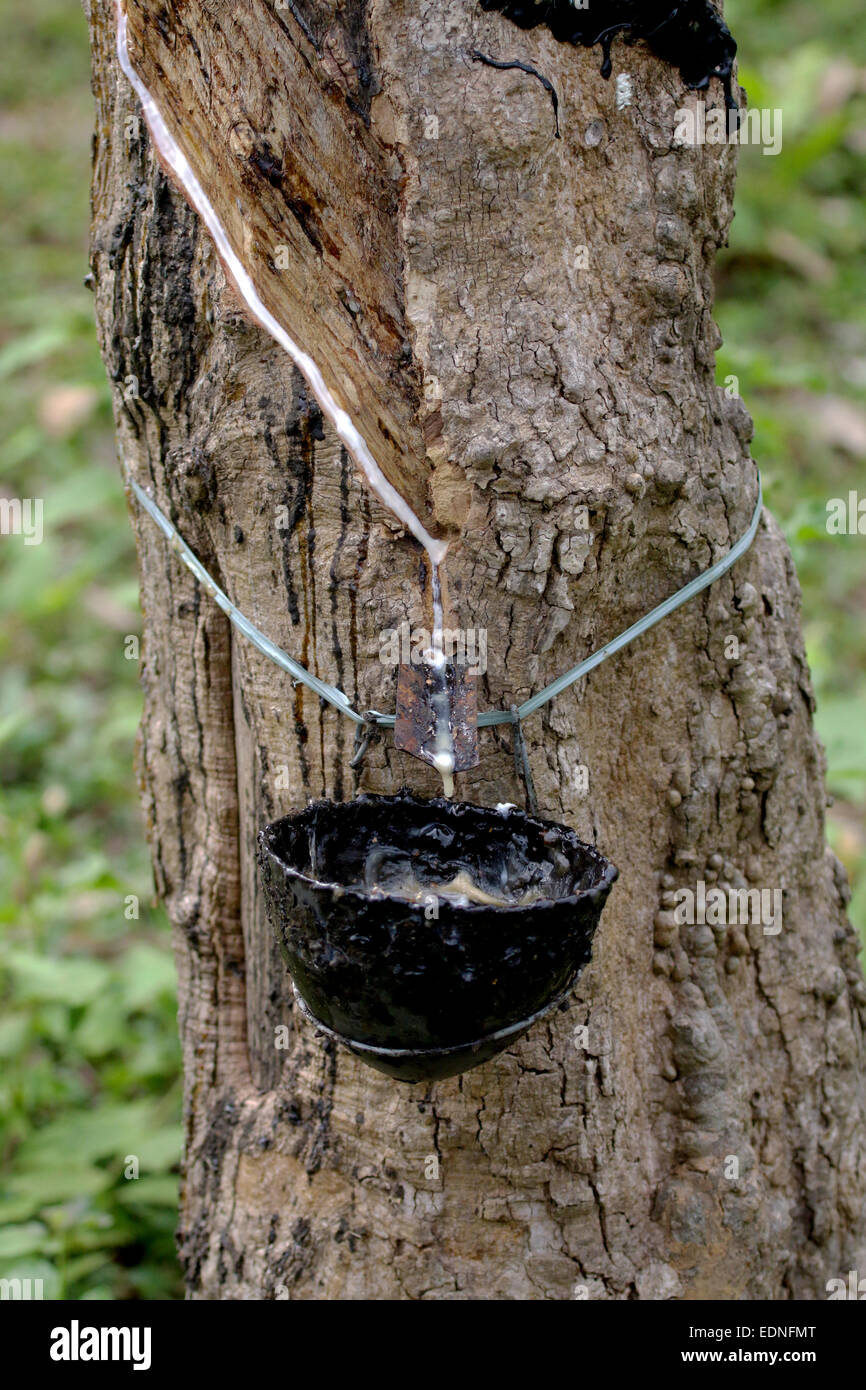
(0, 0, 862, 1301)
(0, 0, 182, 1299)
(722, 0, 866, 939)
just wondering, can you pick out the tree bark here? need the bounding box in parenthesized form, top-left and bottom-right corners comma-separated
(87, 0, 866, 1299)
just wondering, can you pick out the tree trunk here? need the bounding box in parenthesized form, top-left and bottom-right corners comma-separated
(86, 0, 866, 1300)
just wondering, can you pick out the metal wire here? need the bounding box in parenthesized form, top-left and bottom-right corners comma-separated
(127, 469, 763, 733)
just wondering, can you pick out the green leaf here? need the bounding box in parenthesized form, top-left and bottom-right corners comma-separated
(115, 1175, 180, 1209)
(71, 995, 129, 1058)
(0, 1195, 47, 1226)
(0, 325, 72, 380)
(0, 1221, 48, 1259)
(15, 1101, 160, 1169)
(3, 1166, 111, 1211)
(0, 1014, 30, 1058)
(4, 952, 111, 1005)
(118, 944, 177, 1009)
(0, 1258, 62, 1300)
(133, 1125, 184, 1173)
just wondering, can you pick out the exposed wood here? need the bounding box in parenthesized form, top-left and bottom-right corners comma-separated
(123, 0, 433, 527)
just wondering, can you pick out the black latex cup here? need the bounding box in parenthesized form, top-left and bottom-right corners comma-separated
(257, 792, 617, 1082)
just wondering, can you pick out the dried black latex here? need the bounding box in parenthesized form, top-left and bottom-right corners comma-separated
(479, 1, 738, 109)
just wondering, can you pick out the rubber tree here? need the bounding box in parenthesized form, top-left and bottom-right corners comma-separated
(86, 0, 866, 1299)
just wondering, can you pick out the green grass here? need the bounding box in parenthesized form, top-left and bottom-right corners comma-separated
(0, 0, 863, 1301)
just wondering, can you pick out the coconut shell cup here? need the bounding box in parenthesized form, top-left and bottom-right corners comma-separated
(257, 792, 617, 1082)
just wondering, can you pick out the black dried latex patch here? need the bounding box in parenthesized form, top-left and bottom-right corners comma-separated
(479, 1, 739, 110)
